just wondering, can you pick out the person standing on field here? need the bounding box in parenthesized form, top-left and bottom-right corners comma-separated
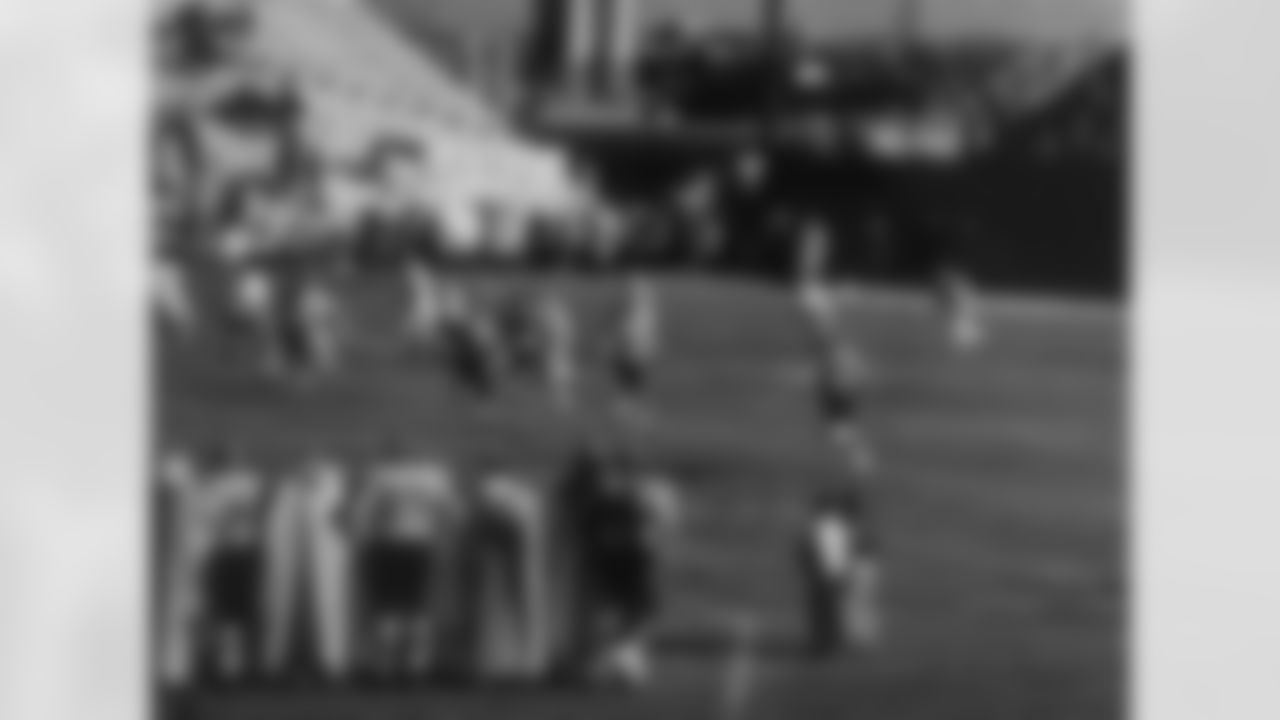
(452, 471, 552, 681)
(797, 484, 882, 656)
(262, 454, 354, 683)
(349, 450, 462, 680)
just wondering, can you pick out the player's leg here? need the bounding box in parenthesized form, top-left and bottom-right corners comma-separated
(260, 488, 302, 680)
(517, 504, 552, 678)
(475, 524, 521, 679)
(798, 509, 861, 657)
(308, 510, 354, 683)
(206, 544, 263, 682)
(157, 540, 204, 689)
(844, 554, 882, 649)
(201, 547, 235, 682)
(381, 538, 429, 679)
(353, 536, 386, 679)
(806, 573, 846, 657)
(405, 538, 442, 679)
(595, 546, 658, 688)
(559, 523, 610, 682)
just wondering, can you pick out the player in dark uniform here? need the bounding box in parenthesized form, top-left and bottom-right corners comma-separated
(549, 441, 612, 679)
(560, 443, 679, 688)
(797, 483, 882, 656)
(197, 445, 268, 684)
(441, 295, 502, 400)
(350, 449, 459, 681)
(815, 340, 877, 476)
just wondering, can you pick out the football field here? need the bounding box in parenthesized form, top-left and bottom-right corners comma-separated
(157, 272, 1125, 720)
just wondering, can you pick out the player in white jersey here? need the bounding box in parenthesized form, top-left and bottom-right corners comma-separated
(350, 453, 461, 680)
(797, 485, 882, 656)
(456, 472, 552, 681)
(155, 446, 265, 685)
(610, 275, 660, 425)
(262, 455, 354, 682)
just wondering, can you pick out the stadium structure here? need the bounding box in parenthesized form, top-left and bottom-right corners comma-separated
(153, 0, 592, 257)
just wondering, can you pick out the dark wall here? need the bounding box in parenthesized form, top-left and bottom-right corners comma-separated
(559, 132, 1129, 297)
(887, 157, 1129, 297)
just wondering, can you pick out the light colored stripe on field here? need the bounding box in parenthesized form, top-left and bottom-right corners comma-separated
(836, 284, 1124, 324)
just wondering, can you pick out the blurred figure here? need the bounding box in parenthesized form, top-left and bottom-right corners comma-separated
(296, 276, 344, 376)
(155, 444, 265, 687)
(797, 485, 882, 656)
(227, 260, 281, 373)
(536, 290, 578, 411)
(454, 472, 553, 681)
(611, 274, 660, 425)
(795, 221, 840, 349)
(441, 292, 502, 400)
(350, 450, 462, 680)
(730, 151, 769, 194)
(815, 341, 877, 477)
(587, 454, 681, 688)
(937, 265, 985, 354)
(262, 455, 354, 683)
(496, 288, 539, 376)
(152, 255, 197, 340)
(403, 256, 446, 345)
(548, 441, 612, 680)
(671, 172, 724, 265)
(156, 450, 203, 690)
(199, 446, 268, 682)
(918, 218, 986, 353)
(552, 441, 680, 688)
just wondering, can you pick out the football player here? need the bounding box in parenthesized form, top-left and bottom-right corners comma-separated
(297, 276, 344, 376)
(350, 450, 461, 679)
(815, 341, 877, 477)
(198, 446, 268, 682)
(610, 275, 660, 425)
(262, 454, 354, 683)
(460, 472, 553, 680)
(560, 443, 680, 688)
(797, 484, 882, 656)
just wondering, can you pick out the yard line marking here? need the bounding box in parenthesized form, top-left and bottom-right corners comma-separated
(836, 284, 1122, 324)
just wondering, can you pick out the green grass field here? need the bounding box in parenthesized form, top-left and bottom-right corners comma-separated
(157, 272, 1125, 720)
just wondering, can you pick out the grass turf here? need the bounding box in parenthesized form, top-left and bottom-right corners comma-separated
(157, 272, 1125, 720)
